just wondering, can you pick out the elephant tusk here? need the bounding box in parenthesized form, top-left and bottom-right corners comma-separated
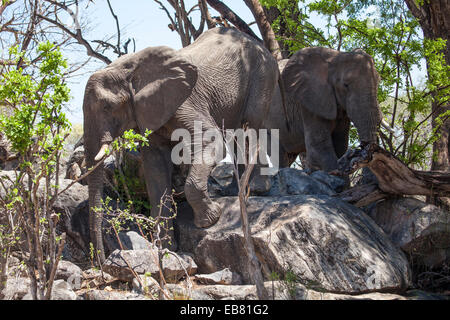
(94, 143, 110, 161)
(381, 119, 395, 134)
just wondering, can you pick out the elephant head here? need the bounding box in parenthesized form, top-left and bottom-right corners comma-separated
(282, 47, 382, 146)
(82, 46, 197, 261)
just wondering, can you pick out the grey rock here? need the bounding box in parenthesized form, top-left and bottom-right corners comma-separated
(310, 170, 347, 193)
(6, 256, 28, 278)
(195, 268, 242, 285)
(269, 168, 335, 196)
(82, 267, 115, 281)
(131, 274, 161, 297)
(177, 195, 411, 294)
(105, 231, 154, 253)
(55, 260, 83, 290)
(171, 281, 407, 300)
(83, 289, 150, 300)
(49, 280, 78, 300)
(102, 249, 197, 283)
(1, 277, 30, 300)
(368, 197, 450, 268)
(208, 167, 338, 198)
(304, 291, 407, 300)
(22, 280, 77, 300)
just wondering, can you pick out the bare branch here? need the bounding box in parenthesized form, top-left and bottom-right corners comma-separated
(36, 13, 112, 64)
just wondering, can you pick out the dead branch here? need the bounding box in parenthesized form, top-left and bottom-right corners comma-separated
(335, 144, 450, 206)
(230, 128, 268, 300)
(206, 0, 261, 42)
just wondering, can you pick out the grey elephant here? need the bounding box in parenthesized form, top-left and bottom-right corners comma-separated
(83, 27, 279, 261)
(264, 47, 383, 172)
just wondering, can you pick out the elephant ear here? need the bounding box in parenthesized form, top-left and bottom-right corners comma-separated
(127, 46, 198, 132)
(282, 51, 337, 120)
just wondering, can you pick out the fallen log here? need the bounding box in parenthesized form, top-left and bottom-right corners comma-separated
(334, 144, 450, 206)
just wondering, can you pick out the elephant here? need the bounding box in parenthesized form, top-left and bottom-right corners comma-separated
(82, 27, 280, 261)
(263, 47, 383, 173)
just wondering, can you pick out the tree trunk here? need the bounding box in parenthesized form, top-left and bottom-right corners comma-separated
(404, 0, 450, 173)
(336, 144, 450, 206)
(243, 0, 283, 61)
(263, 1, 301, 59)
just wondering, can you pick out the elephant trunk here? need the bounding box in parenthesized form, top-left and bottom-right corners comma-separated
(348, 92, 381, 145)
(84, 122, 111, 263)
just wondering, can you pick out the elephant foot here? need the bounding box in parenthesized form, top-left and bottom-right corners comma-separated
(194, 201, 222, 228)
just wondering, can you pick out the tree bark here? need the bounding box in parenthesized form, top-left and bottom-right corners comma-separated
(404, 0, 450, 173)
(336, 144, 450, 206)
(243, 0, 283, 61)
(263, 1, 300, 59)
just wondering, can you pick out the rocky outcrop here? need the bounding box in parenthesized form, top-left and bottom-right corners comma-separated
(176, 195, 411, 294)
(368, 197, 450, 268)
(167, 281, 408, 300)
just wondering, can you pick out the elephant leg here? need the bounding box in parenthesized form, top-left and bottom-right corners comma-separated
(140, 135, 176, 248)
(332, 118, 350, 159)
(302, 110, 338, 172)
(184, 130, 222, 228)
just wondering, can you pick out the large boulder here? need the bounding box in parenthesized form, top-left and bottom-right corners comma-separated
(368, 197, 450, 268)
(176, 195, 411, 294)
(167, 281, 407, 300)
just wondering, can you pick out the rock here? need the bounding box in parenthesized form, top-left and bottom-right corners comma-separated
(208, 167, 339, 198)
(49, 280, 78, 300)
(1, 277, 30, 300)
(195, 268, 242, 285)
(81, 267, 115, 289)
(404, 289, 449, 300)
(21, 280, 77, 300)
(83, 289, 150, 300)
(188, 283, 264, 300)
(132, 274, 161, 297)
(304, 291, 407, 300)
(310, 170, 348, 193)
(6, 256, 28, 278)
(65, 145, 86, 183)
(368, 197, 450, 268)
(169, 281, 407, 300)
(0, 134, 19, 170)
(102, 249, 197, 283)
(105, 231, 154, 253)
(267, 169, 335, 196)
(55, 260, 83, 290)
(177, 195, 411, 294)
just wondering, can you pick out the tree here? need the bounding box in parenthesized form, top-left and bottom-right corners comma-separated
(404, 0, 450, 173)
(154, 0, 216, 47)
(0, 42, 71, 300)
